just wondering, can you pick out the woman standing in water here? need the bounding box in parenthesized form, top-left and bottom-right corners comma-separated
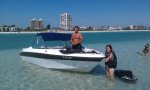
(105, 44, 117, 80)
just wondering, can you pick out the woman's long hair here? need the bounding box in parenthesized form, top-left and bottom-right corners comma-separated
(106, 44, 113, 52)
(105, 44, 117, 60)
(105, 44, 113, 57)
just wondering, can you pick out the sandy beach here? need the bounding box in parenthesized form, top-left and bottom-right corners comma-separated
(0, 30, 150, 34)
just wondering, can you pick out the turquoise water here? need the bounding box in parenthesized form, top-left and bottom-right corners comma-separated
(0, 31, 150, 90)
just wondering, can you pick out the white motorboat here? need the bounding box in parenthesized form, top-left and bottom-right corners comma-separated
(20, 32, 105, 72)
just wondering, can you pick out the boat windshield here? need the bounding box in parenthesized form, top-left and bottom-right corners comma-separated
(32, 35, 71, 49)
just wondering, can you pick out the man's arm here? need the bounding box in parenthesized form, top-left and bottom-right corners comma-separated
(79, 33, 83, 43)
(71, 34, 74, 43)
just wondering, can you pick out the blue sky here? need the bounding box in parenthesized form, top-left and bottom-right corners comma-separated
(0, 0, 150, 28)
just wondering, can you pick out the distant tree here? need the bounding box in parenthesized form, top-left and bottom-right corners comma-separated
(25, 27, 30, 30)
(47, 24, 51, 29)
(17, 27, 24, 31)
(7, 27, 9, 31)
(122, 27, 130, 30)
(3, 25, 7, 27)
(11, 24, 15, 27)
(88, 26, 93, 30)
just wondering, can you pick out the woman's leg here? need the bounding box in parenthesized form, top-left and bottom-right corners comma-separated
(105, 65, 110, 78)
(106, 70, 109, 78)
(109, 68, 115, 80)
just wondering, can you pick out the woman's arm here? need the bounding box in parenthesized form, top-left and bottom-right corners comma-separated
(105, 53, 113, 62)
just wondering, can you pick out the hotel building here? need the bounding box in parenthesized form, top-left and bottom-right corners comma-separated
(30, 18, 44, 30)
(60, 13, 72, 30)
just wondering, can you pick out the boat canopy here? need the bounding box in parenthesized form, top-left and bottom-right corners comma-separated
(36, 32, 71, 41)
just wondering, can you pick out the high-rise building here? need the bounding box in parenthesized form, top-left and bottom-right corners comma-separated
(0, 26, 3, 32)
(130, 25, 133, 30)
(30, 18, 44, 30)
(60, 13, 72, 30)
(38, 18, 44, 29)
(30, 18, 36, 30)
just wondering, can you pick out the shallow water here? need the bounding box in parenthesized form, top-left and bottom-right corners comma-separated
(0, 31, 150, 90)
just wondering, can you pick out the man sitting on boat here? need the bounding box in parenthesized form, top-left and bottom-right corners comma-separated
(71, 26, 83, 50)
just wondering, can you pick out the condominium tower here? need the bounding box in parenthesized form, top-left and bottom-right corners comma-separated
(30, 18, 44, 30)
(60, 13, 72, 30)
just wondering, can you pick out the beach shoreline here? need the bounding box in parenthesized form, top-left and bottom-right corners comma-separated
(0, 30, 150, 34)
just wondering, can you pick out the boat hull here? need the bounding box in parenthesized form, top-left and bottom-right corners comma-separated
(20, 47, 105, 73)
(21, 56, 101, 72)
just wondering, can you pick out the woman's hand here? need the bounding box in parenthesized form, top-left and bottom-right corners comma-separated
(105, 53, 113, 62)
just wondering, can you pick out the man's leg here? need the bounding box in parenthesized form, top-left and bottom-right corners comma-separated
(72, 45, 77, 49)
(76, 44, 82, 50)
